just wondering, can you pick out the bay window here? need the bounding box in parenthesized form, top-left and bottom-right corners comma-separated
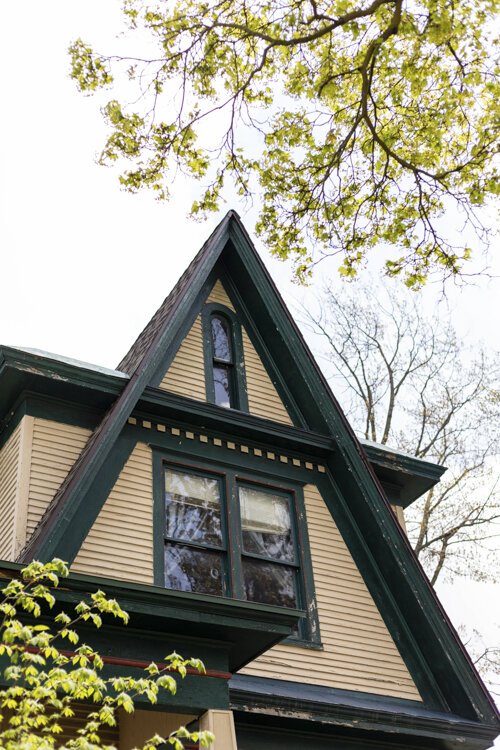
(160, 464, 303, 615)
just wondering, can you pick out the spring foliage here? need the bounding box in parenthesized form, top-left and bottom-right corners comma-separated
(69, 0, 499, 285)
(0, 559, 214, 749)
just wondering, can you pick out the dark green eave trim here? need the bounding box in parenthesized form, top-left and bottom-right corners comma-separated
(0, 346, 127, 394)
(17, 214, 237, 563)
(223, 216, 499, 725)
(230, 675, 500, 747)
(137, 388, 334, 456)
(361, 439, 447, 507)
(0, 561, 302, 674)
(0, 347, 126, 429)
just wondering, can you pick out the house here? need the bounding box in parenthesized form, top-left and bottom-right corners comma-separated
(0, 211, 498, 749)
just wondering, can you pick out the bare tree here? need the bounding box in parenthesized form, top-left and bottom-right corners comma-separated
(301, 282, 500, 586)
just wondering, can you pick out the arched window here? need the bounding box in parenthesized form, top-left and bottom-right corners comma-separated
(211, 314, 235, 408)
(203, 302, 248, 411)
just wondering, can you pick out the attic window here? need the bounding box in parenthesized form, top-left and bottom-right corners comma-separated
(203, 302, 248, 412)
(211, 315, 234, 408)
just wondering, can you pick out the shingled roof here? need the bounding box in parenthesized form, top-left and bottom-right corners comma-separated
(116, 217, 224, 373)
(19, 211, 236, 562)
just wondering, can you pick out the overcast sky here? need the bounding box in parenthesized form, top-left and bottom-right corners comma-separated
(0, 1, 498, 711)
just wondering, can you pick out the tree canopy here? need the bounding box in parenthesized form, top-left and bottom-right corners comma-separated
(302, 281, 500, 584)
(0, 559, 214, 749)
(70, 0, 499, 285)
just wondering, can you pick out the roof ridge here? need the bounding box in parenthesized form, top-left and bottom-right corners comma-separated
(117, 211, 237, 373)
(18, 211, 235, 562)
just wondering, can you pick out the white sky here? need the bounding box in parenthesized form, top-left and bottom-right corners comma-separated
(0, 0, 499, 721)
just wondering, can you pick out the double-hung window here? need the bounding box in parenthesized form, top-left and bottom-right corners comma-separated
(239, 484, 299, 609)
(164, 466, 227, 596)
(160, 463, 305, 616)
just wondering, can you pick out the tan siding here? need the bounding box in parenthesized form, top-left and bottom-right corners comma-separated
(120, 711, 196, 750)
(27, 419, 91, 539)
(240, 484, 421, 700)
(160, 277, 292, 424)
(72, 443, 154, 584)
(159, 316, 206, 400)
(206, 279, 236, 311)
(0, 423, 22, 559)
(242, 329, 292, 425)
(208, 279, 292, 424)
(392, 504, 407, 534)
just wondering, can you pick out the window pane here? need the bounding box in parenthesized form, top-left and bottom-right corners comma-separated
(211, 316, 232, 362)
(213, 365, 232, 408)
(165, 469, 222, 546)
(165, 544, 224, 596)
(242, 558, 297, 608)
(239, 486, 294, 562)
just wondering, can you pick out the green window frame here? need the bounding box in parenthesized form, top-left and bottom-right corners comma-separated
(153, 453, 321, 646)
(202, 303, 248, 412)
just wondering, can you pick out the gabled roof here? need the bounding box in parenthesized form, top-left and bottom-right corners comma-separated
(116, 217, 225, 374)
(15, 210, 500, 734)
(18, 212, 234, 563)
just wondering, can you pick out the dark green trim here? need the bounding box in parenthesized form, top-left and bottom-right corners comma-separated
(151, 445, 320, 646)
(149, 271, 218, 389)
(0, 392, 104, 451)
(202, 301, 249, 412)
(0, 398, 27, 449)
(293, 485, 322, 646)
(361, 440, 447, 507)
(219, 266, 307, 429)
(0, 562, 302, 674)
(139, 389, 334, 456)
(152, 450, 166, 588)
(0, 346, 128, 395)
(231, 675, 500, 748)
(34, 431, 137, 564)
(233, 715, 498, 750)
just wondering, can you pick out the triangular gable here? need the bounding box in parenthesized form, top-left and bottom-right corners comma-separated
(158, 278, 293, 425)
(18, 211, 499, 727)
(63, 446, 420, 700)
(242, 483, 421, 699)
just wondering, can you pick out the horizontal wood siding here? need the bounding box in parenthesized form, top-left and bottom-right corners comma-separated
(159, 316, 206, 400)
(208, 279, 292, 424)
(0, 423, 21, 560)
(207, 279, 236, 311)
(27, 419, 91, 539)
(72, 443, 154, 584)
(241, 329, 292, 425)
(160, 278, 292, 424)
(240, 484, 421, 700)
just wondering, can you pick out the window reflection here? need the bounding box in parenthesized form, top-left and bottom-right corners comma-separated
(240, 486, 294, 562)
(213, 365, 231, 408)
(211, 316, 232, 362)
(238, 485, 298, 609)
(242, 558, 297, 608)
(211, 314, 234, 407)
(164, 468, 225, 597)
(165, 544, 224, 596)
(165, 469, 222, 546)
